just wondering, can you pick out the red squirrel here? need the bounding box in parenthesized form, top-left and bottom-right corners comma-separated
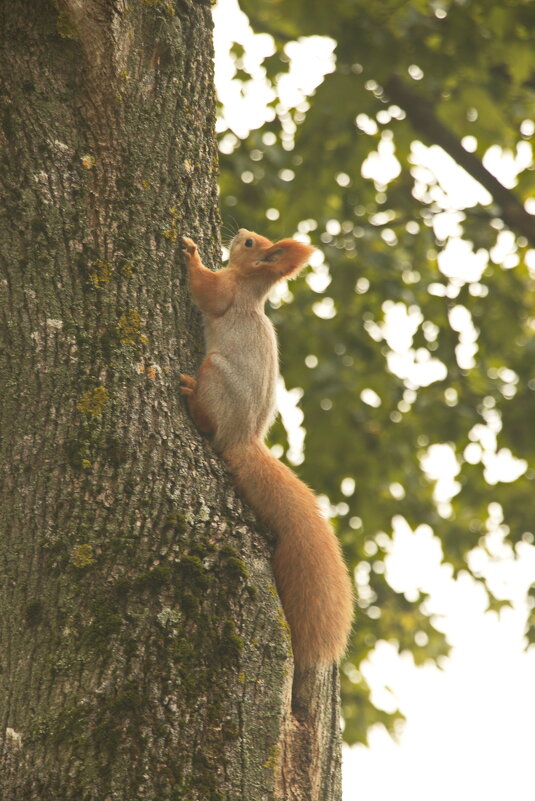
(180, 229, 353, 669)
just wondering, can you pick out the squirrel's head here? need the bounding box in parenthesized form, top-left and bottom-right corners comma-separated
(229, 228, 315, 283)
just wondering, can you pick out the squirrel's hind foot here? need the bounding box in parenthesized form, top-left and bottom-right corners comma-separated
(179, 374, 197, 395)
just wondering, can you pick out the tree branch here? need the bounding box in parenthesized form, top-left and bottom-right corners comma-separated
(384, 74, 535, 248)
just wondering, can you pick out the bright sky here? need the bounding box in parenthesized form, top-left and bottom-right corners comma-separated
(343, 518, 535, 801)
(212, 2, 535, 798)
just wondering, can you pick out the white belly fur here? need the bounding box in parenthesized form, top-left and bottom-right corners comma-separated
(200, 306, 279, 449)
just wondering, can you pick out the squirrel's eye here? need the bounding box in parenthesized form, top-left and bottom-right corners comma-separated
(244, 238, 254, 248)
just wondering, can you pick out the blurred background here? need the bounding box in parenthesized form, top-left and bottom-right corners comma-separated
(212, 1, 535, 797)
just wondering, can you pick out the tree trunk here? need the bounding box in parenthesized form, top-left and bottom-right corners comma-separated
(0, 2, 343, 799)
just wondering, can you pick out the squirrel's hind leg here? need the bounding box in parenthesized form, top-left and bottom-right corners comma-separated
(180, 374, 214, 435)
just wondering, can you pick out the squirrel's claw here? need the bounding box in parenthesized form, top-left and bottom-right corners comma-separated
(181, 236, 197, 255)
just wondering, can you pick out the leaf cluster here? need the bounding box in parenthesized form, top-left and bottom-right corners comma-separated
(218, 0, 535, 743)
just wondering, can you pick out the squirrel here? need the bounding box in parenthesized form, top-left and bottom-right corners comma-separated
(180, 229, 353, 669)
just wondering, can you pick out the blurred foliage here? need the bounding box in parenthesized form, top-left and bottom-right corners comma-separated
(216, 0, 535, 744)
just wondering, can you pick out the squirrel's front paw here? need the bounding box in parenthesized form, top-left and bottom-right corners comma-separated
(181, 236, 198, 257)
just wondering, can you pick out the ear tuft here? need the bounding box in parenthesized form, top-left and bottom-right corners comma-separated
(260, 239, 314, 278)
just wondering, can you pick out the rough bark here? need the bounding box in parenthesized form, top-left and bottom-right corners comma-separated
(0, 2, 343, 800)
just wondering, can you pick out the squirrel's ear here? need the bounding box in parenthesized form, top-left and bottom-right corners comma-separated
(259, 246, 284, 264)
(259, 239, 314, 278)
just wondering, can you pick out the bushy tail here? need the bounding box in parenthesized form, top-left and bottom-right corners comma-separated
(222, 440, 353, 669)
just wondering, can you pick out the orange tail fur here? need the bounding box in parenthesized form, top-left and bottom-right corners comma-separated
(222, 440, 353, 669)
